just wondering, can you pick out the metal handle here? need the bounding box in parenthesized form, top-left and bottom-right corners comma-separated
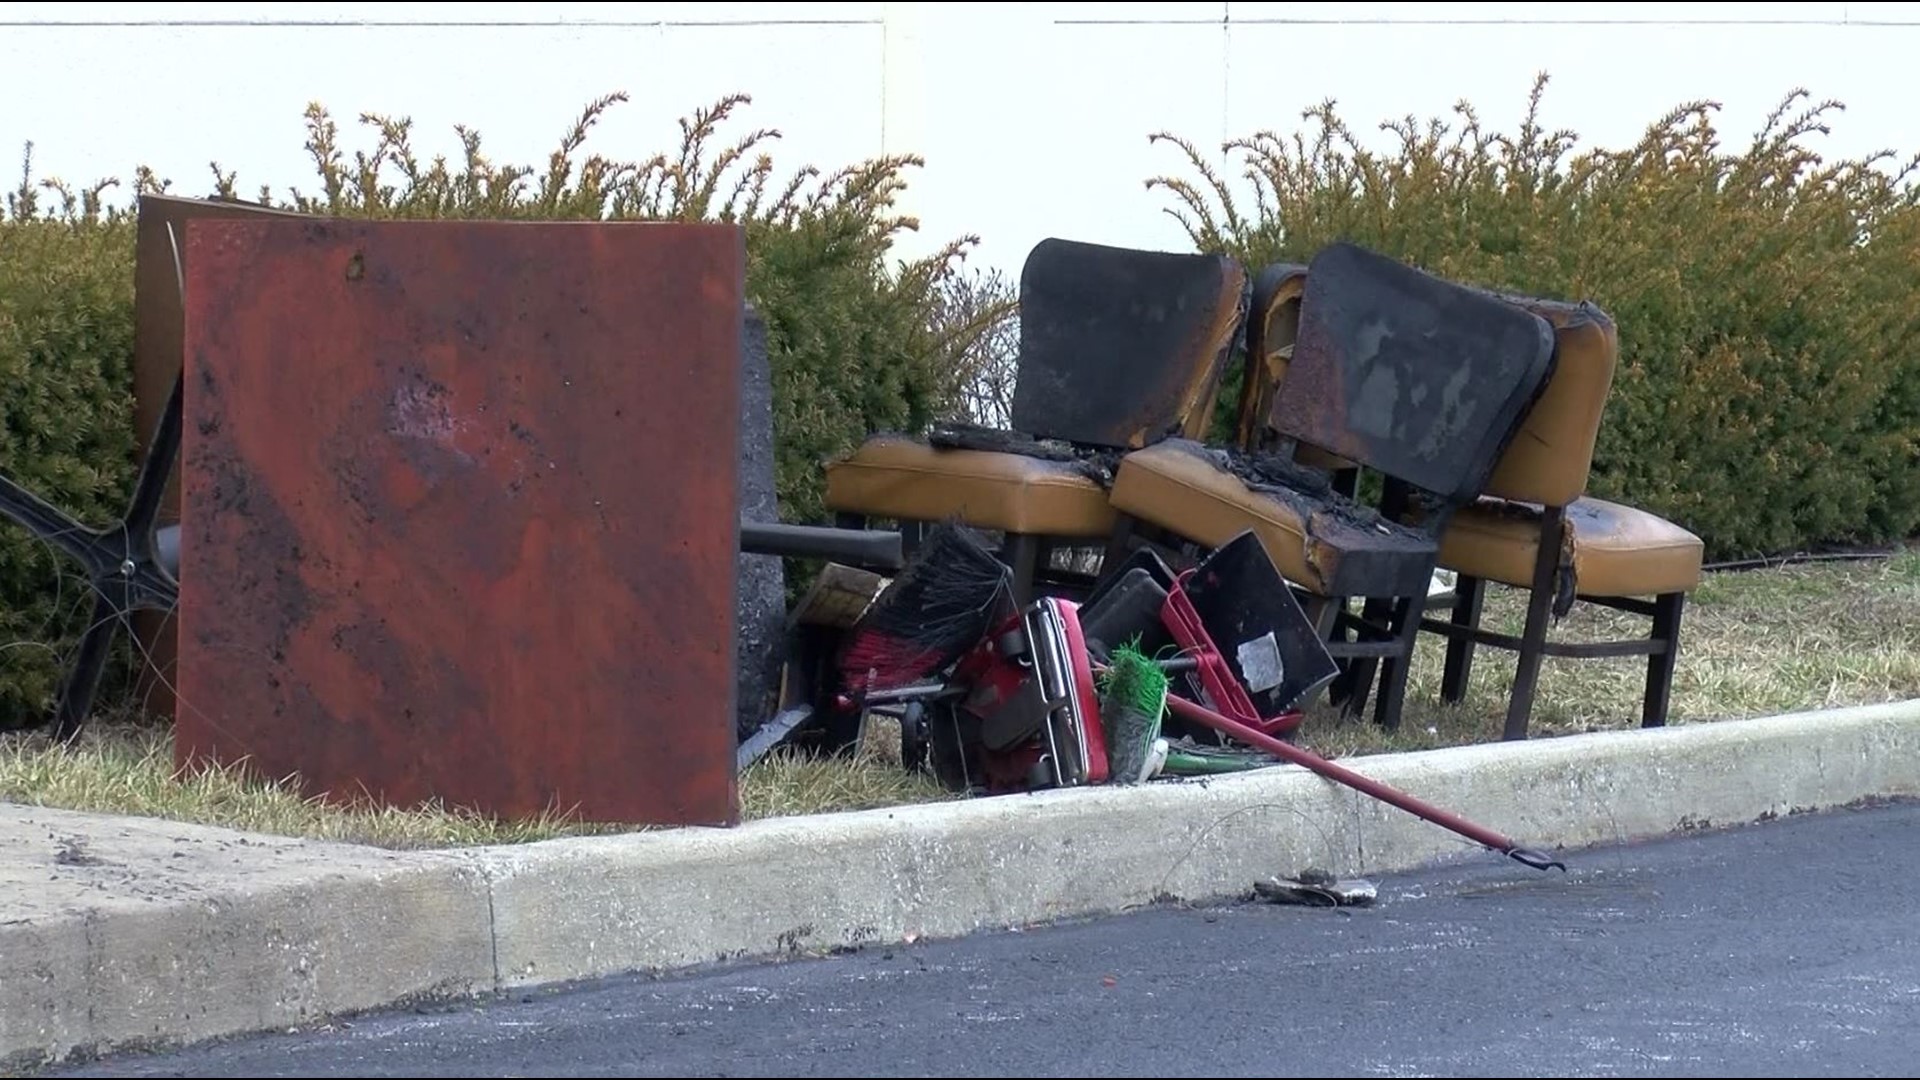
(738, 521, 903, 570)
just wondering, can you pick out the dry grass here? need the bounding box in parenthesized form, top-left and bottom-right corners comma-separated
(2, 554, 1914, 847)
(0, 726, 615, 849)
(0, 714, 950, 850)
(740, 717, 951, 820)
(1300, 549, 1920, 758)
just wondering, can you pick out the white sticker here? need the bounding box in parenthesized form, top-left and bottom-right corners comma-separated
(1237, 631, 1285, 694)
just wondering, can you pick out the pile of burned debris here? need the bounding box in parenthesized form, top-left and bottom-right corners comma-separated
(747, 520, 1562, 872)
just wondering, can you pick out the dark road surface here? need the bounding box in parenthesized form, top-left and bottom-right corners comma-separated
(49, 801, 1920, 1078)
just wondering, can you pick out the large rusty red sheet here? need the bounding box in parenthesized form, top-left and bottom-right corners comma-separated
(131, 195, 315, 722)
(176, 218, 745, 826)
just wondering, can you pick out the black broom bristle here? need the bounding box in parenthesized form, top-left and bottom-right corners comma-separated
(839, 522, 1012, 692)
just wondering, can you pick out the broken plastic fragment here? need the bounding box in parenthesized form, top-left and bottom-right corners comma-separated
(1253, 875, 1379, 907)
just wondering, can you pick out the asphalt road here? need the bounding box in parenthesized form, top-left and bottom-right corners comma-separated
(49, 801, 1920, 1078)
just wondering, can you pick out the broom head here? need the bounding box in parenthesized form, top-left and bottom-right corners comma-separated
(837, 521, 1014, 694)
(1098, 638, 1168, 785)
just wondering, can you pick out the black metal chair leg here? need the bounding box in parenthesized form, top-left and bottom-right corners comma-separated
(901, 519, 929, 558)
(1372, 592, 1428, 732)
(1002, 533, 1042, 607)
(1102, 514, 1137, 574)
(1643, 591, 1685, 727)
(1339, 596, 1394, 720)
(52, 594, 122, 741)
(1501, 577, 1557, 742)
(1325, 594, 1357, 707)
(1501, 505, 1567, 742)
(1440, 575, 1484, 703)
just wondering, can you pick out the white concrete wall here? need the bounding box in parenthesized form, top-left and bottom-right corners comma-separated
(4, 2, 1917, 276)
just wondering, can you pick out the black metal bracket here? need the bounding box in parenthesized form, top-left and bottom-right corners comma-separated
(0, 369, 183, 739)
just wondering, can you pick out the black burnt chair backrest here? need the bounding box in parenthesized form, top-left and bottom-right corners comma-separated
(1270, 241, 1559, 508)
(1010, 237, 1248, 450)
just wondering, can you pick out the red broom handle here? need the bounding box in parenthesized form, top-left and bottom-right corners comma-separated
(1162, 692, 1565, 871)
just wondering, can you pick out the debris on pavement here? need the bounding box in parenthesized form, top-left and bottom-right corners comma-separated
(1254, 871, 1379, 907)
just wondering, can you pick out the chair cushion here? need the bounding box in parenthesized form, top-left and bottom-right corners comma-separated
(823, 434, 1117, 537)
(1109, 440, 1438, 598)
(1439, 496, 1705, 599)
(1478, 299, 1618, 508)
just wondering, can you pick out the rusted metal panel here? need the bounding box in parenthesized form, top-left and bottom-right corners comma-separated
(1009, 238, 1248, 449)
(176, 217, 746, 827)
(1270, 242, 1557, 505)
(131, 195, 315, 721)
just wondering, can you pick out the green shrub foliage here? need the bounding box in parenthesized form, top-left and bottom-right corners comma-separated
(1150, 75, 1920, 560)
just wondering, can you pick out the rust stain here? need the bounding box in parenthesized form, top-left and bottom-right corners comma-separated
(176, 216, 747, 827)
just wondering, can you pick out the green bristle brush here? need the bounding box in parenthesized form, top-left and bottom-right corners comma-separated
(1098, 639, 1169, 785)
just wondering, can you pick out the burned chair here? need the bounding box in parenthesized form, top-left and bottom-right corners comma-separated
(1419, 294, 1704, 739)
(823, 237, 1248, 602)
(1232, 265, 1705, 736)
(1233, 261, 1376, 674)
(1102, 242, 1559, 731)
(1236, 261, 1351, 486)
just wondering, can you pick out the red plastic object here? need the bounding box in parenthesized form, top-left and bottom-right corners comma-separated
(1163, 569, 1305, 737)
(955, 597, 1108, 792)
(1058, 600, 1111, 784)
(175, 217, 747, 826)
(1163, 692, 1565, 871)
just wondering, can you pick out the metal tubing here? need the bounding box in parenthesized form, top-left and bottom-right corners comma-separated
(739, 522, 904, 570)
(1161, 691, 1566, 871)
(157, 523, 181, 580)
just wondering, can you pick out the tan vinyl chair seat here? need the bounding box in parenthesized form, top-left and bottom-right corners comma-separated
(1440, 496, 1705, 599)
(823, 434, 1117, 538)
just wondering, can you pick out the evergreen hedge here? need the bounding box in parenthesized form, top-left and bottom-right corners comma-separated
(1150, 76, 1920, 560)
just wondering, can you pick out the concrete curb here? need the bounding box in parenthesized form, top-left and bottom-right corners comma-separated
(1, 813, 492, 1074)
(7, 699, 1920, 1069)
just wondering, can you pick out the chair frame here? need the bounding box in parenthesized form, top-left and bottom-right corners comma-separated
(827, 238, 1250, 604)
(1421, 503, 1689, 740)
(1102, 245, 1560, 731)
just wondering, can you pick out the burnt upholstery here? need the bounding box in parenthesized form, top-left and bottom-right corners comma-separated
(824, 434, 1118, 538)
(824, 238, 1248, 540)
(1009, 238, 1250, 449)
(1108, 242, 1560, 730)
(1238, 264, 1352, 474)
(1235, 263, 1307, 452)
(1109, 439, 1436, 598)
